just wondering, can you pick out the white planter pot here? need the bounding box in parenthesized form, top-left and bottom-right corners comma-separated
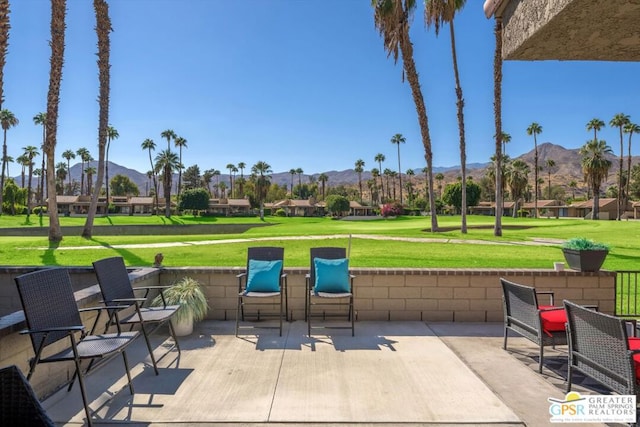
(172, 312, 194, 336)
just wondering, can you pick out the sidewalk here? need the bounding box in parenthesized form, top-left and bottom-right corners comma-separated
(41, 321, 609, 426)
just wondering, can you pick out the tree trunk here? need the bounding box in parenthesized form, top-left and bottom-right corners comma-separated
(450, 20, 467, 234)
(493, 17, 503, 236)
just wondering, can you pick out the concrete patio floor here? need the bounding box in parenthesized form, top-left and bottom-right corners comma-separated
(41, 321, 611, 426)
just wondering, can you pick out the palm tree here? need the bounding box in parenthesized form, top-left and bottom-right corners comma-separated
(500, 131, 511, 156)
(624, 122, 640, 205)
(226, 163, 235, 198)
(568, 180, 578, 200)
(174, 135, 187, 199)
(0, 0, 8, 113)
(252, 161, 272, 218)
(375, 153, 385, 197)
(295, 167, 303, 198)
(0, 109, 18, 213)
(318, 172, 328, 200)
(85, 165, 96, 196)
(545, 159, 556, 199)
(44, 0, 66, 241)
(383, 168, 393, 199)
(22, 145, 39, 218)
(161, 129, 176, 151)
(506, 159, 529, 217)
(526, 122, 542, 218)
(492, 13, 504, 236)
(435, 172, 444, 199)
(579, 139, 612, 220)
(33, 112, 47, 212)
(405, 168, 415, 203)
(425, 0, 468, 231)
(155, 149, 179, 217)
(355, 159, 365, 202)
(55, 162, 67, 194)
(61, 149, 75, 190)
(237, 162, 246, 197)
(76, 147, 90, 195)
(373, 0, 438, 231)
(212, 169, 220, 197)
(610, 113, 631, 220)
(141, 138, 159, 213)
(370, 167, 380, 204)
(288, 168, 296, 197)
(203, 169, 214, 196)
(586, 118, 605, 141)
(390, 133, 405, 204)
(16, 154, 28, 188)
(104, 125, 119, 209)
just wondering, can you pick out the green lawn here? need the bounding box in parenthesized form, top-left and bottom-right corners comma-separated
(1, 214, 638, 269)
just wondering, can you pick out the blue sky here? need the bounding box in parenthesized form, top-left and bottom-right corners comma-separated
(4, 0, 640, 177)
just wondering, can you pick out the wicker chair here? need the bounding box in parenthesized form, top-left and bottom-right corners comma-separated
(236, 247, 287, 336)
(500, 278, 567, 373)
(306, 247, 355, 336)
(0, 365, 55, 427)
(564, 300, 640, 398)
(15, 268, 139, 427)
(93, 256, 181, 375)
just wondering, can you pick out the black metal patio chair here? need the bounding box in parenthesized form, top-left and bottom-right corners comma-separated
(0, 365, 55, 427)
(93, 256, 181, 375)
(236, 246, 287, 336)
(15, 268, 139, 427)
(306, 247, 355, 336)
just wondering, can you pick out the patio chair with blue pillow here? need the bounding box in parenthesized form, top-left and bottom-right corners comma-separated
(14, 268, 138, 427)
(236, 246, 287, 336)
(306, 247, 355, 336)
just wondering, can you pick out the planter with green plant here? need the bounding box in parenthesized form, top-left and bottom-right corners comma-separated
(152, 277, 208, 336)
(562, 238, 610, 272)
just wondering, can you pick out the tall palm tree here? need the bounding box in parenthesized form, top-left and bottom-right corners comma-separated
(545, 159, 556, 199)
(492, 14, 504, 236)
(373, 0, 438, 231)
(202, 168, 214, 196)
(22, 145, 39, 218)
(586, 118, 605, 141)
(16, 153, 28, 188)
(252, 160, 272, 218)
(155, 149, 179, 217)
(526, 122, 542, 218)
(0, 109, 18, 213)
(500, 131, 511, 156)
(370, 167, 380, 204)
(383, 168, 393, 199)
(55, 161, 67, 194)
(425, 0, 468, 232)
(141, 138, 159, 213)
(318, 172, 328, 200)
(610, 113, 630, 220)
(295, 167, 303, 198)
(174, 135, 187, 199)
(624, 122, 640, 205)
(85, 165, 96, 196)
(33, 112, 47, 212)
(212, 169, 220, 197)
(405, 168, 415, 203)
(375, 153, 385, 197)
(390, 133, 405, 205)
(44, 0, 66, 241)
(161, 129, 176, 151)
(61, 149, 75, 191)
(104, 125, 118, 208)
(355, 159, 365, 202)
(289, 168, 296, 197)
(82, 0, 112, 239)
(568, 180, 578, 200)
(0, 0, 9, 113)
(579, 139, 612, 220)
(506, 159, 529, 217)
(226, 163, 235, 198)
(237, 161, 246, 197)
(76, 147, 90, 195)
(435, 172, 444, 199)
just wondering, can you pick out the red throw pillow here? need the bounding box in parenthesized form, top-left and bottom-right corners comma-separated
(540, 308, 567, 336)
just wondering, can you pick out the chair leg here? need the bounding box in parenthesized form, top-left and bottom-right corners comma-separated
(140, 324, 159, 375)
(235, 295, 242, 337)
(168, 320, 181, 354)
(566, 364, 573, 392)
(279, 290, 283, 337)
(503, 327, 508, 350)
(73, 358, 93, 427)
(121, 350, 134, 395)
(539, 345, 544, 373)
(350, 295, 355, 337)
(307, 294, 312, 337)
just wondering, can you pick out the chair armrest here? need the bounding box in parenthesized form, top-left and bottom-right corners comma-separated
(236, 272, 247, 279)
(536, 290, 555, 306)
(20, 325, 84, 335)
(111, 297, 147, 304)
(133, 285, 170, 291)
(538, 306, 564, 313)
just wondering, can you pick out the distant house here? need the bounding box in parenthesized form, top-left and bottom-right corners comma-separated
(568, 198, 631, 220)
(349, 201, 374, 216)
(207, 198, 251, 216)
(522, 200, 568, 218)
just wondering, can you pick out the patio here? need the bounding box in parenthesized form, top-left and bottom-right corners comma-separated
(39, 320, 609, 426)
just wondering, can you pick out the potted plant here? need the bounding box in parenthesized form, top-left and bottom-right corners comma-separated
(562, 238, 610, 272)
(152, 277, 208, 336)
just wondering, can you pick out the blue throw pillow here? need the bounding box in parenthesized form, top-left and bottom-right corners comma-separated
(245, 259, 282, 293)
(314, 258, 350, 293)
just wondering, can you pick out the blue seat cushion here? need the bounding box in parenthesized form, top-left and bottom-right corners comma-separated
(314, 258, 350, 293)
(245, 259, 282, 293)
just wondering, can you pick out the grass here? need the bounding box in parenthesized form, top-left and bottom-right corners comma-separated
(1, 214, 639, 269)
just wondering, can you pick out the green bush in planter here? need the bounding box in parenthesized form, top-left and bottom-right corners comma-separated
(152, 277, 208, 324)
(562, 237, 610, 251)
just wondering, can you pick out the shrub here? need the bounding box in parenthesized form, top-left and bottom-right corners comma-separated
(274, 208, 286, 217)
(381, 202, 402, 218)
(563, 237, 610, 251)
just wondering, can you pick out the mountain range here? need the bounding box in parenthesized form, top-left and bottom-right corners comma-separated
(12, 142, 634, 195)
